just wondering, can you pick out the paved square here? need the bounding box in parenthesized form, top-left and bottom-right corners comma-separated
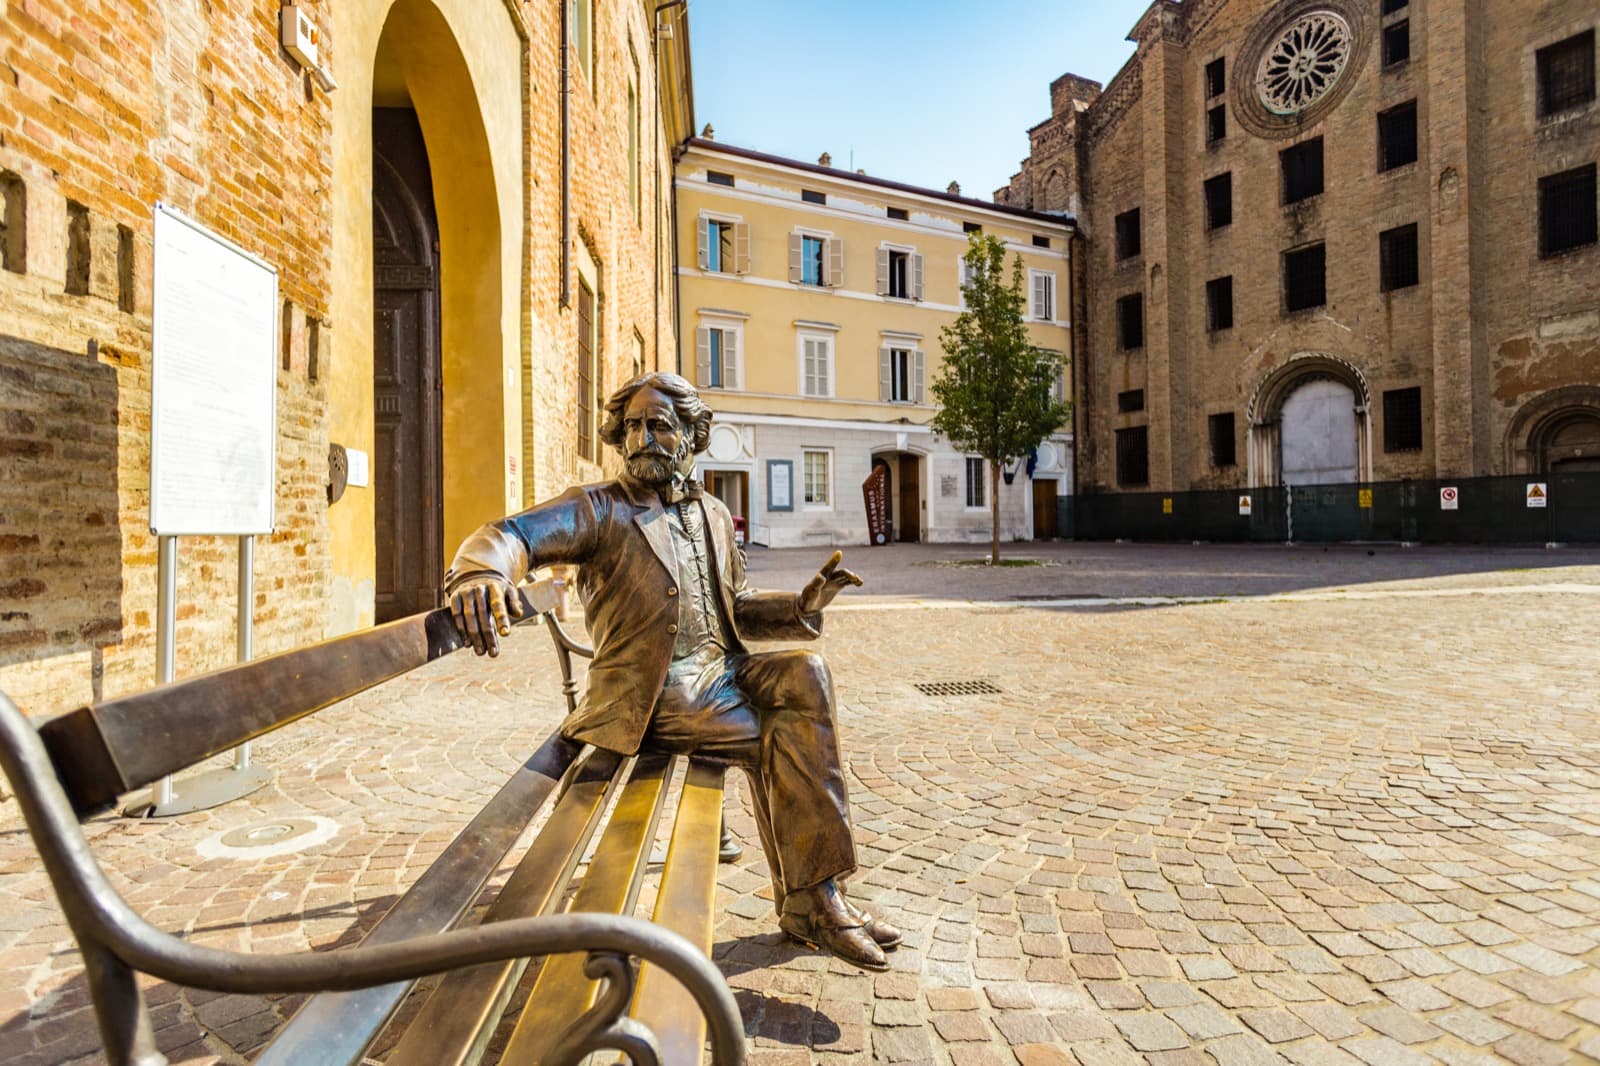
(1, 543, 1597, 1064)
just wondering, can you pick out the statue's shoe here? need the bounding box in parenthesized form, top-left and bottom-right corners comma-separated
(847, 905, 902, 950)
(779, 910, 889, 972)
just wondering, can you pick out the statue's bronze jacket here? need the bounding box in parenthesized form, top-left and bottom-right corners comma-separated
(445, 475, 822, 755)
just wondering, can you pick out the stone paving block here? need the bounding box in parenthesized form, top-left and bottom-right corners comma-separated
(1238, 1007, 1314, 1043)
(1204, 1032, 1291, 1066)
(1434, 1005, 1514, 1045)
(1108, 1011, 1188, 1052)
(1340, 1035, 1434, 1066)
(1492, 1032, 1570, 1066)
(1167, 1000, 1243, 1039)
(1494, 1001, 1580, 1041)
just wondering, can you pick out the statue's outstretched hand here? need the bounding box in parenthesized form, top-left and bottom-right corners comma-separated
(798, 550, 863, 614)
(448, 575, 524, 657)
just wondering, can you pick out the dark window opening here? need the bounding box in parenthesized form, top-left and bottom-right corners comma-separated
(1209, 412, 1237, 467)
(1538, 31, 1596, 118)
(801, 188, 826, 205)
(307, 316, 321, 383)
(1032, 234, 1051, 248)
(706, 170, 735, 187)
(1206, 104, 1227, 144)
(1116, 293, 1144, 350)
(1206, 275, 1234, 331)
(887, 249, 909, 299)
(1381, 0, 1407, 15)
(1284, 243, 1327, 312)
(1204, 172, 1233, 230)
(887, 206, 909, 221)
(1116, 426, 1149, 487)
(1205, 57, 1226, 100)
(1383, 20, 1410, 66)
(576, 279, 596, 461)
(1281, 138, 1324, 203)
(1383, 386, 1423, 452)
(0, 170, 24, 274)
(963, 221, 983, 233)
(1539, 164, 1598, 257)
(65, 200, 90, 296)
(116, 223, 134, 313)
(1378, 101, 1418, 172)
(1117, 389, 1145, 413)
(1379, 223, 1419, 291)
(1115, 209, 1141, 259)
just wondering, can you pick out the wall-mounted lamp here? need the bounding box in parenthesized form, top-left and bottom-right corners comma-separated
(281, 5, 338, 92)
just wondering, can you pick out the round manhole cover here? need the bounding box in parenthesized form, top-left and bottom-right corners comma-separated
(199, 816, 338, 860)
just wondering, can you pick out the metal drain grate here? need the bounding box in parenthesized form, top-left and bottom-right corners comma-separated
(914, 680, 1002, 697)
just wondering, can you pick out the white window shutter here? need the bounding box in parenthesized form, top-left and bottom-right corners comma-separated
(1031, 273, 1045, 318)
(876, 248, 890, 296)
(827, 237, 844, 287)
(696, 326, 711, 385)
(878, 347, 892, 401)
(788, 233, 802, 283)
(913, 350, 926, 404)
(734, 222, 751, 274)
(912, 253, 925, 300)
(697, 217, 709, 270)
(723, 330, 740, 389)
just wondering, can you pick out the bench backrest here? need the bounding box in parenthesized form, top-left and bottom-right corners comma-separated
(37, 585, 558, 818)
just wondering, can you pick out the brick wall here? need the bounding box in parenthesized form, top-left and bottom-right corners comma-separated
(0, 0, 333, 713)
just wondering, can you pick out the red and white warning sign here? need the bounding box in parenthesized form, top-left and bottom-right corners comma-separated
(1238, 494, 1252, 516)
(1526, 482, 1548, 508)
(1439, 486, 1459, 511)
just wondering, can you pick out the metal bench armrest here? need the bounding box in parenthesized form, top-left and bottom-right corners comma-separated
(0, 692, 744, 1066)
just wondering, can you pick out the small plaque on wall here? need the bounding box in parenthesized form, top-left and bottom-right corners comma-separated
(941, 475, 959, 499)
(767, 459, 794, 512)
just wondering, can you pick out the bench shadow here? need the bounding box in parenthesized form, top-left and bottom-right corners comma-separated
(711, 936, 843, 1047)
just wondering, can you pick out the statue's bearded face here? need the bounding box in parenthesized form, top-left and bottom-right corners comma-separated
(621, 387, 690, 485)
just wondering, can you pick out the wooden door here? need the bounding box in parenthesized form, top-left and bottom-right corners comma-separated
(896, 454, 920, 542)
(372, 109, 443, 623)
(1033, 478, 1059, 539)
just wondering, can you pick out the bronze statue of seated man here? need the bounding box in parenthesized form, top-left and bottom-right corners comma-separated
(444, 372, 900, 972)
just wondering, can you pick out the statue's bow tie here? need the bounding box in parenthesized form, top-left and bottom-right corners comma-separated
(661, 476, 704, 506)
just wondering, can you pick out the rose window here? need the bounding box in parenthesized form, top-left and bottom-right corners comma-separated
(1254, 12, 1354, 116)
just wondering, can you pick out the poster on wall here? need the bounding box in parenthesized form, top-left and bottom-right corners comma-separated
(149, 204, 278, 535)
(767, 460, 793, 512)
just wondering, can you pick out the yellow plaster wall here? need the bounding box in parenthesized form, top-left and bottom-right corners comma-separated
(327, 0, 523, 633)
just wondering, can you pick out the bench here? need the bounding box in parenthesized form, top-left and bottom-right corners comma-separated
(0, 581, 746, 1066)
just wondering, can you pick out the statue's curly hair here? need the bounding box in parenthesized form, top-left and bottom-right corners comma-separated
(599, 372, 714, 455)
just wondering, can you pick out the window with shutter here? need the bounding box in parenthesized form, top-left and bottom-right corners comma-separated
(697, 217, 710, 270)
(888, 348, 912, 403)
(801, 336, 832, 396)
(1031, 271, 1055, 320)
(886, 250, 910, 298)
(799, 235, 825, 286)
(734, 222, 751, 273)
(722, 329, 740, 389)
(695, 326, 711, 386)
(913, 351, 925, 404)
(912, 253, 925, 300)
(707, 329, 723, 388)
(876, 248, 890, 296)
(826, 237, 844, 287)
(964, 458, 986, 508)
(878, 347, 892, 402)
(789, 233, 804, 283)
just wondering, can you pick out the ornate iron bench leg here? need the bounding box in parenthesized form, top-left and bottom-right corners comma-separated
(548, 951, 660, 1066)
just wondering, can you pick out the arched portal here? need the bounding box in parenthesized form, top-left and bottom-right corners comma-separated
(1506, 386, 1600, 474)
(1246, 353, 1372, 487)
(368, 0, 507, 622)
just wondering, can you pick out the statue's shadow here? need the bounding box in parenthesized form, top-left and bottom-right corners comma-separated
(712, 936, 843, 1047)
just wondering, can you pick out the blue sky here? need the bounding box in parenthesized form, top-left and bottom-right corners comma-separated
(687, 0, 1145, 200)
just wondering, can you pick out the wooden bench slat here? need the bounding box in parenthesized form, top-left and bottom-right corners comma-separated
(497, 754, 676, 1064)
(633, 759, 729, 1065)
(40, 607, 467, 815)
(382, 748, 628, 1066)
(253, 727, 581, 1066)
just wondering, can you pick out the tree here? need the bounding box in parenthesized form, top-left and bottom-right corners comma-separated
(932, 233, 1071, 564)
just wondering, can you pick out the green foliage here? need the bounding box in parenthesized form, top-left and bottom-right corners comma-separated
(931, 234, 1071, 468)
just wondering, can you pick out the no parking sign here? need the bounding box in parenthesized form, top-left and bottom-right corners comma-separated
(1439, 486, 1459, 511)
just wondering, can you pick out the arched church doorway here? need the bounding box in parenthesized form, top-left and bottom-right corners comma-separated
(1539, 410, 1600, 473)
(366, 0, 507, 623)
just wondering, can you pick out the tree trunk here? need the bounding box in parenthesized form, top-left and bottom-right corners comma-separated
(989, 459, 1001, 565)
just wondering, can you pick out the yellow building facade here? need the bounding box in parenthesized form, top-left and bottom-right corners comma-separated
(675, 140, 1075, 548)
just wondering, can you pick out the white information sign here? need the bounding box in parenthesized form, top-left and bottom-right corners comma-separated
(1439, 486, 1459, 511)
(1526, 482, 1548, 508)
(1238, 495, 1252, 516)
(150, 205, 277, 534)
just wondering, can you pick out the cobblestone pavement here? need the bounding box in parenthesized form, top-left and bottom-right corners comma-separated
(1, 543, 1598, 1064)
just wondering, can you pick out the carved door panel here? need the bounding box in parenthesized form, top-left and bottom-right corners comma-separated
(372, 109, 442, 623)
(1032, 477, 1059, 539)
